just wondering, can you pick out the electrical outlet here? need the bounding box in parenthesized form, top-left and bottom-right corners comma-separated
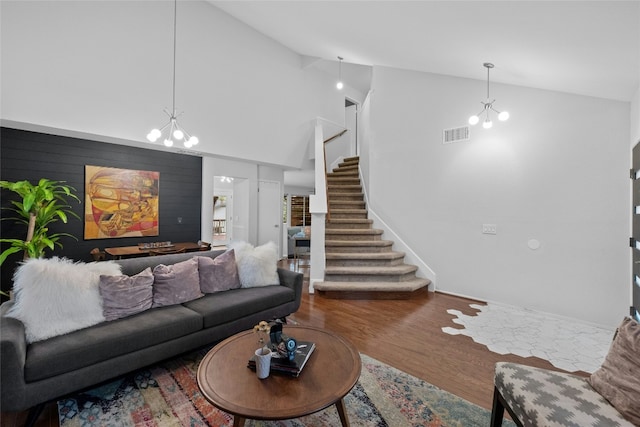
(482, 224, 497, 235)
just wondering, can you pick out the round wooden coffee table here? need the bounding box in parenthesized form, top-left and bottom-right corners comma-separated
(197, 325, 361, 427)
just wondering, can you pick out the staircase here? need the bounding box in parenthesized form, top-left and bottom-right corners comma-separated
(314, 156, 431, 299)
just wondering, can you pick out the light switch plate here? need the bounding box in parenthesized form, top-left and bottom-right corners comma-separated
(482, 224, 497, 235)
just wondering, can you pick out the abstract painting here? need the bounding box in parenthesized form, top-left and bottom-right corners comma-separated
(84, 166, 159, 239)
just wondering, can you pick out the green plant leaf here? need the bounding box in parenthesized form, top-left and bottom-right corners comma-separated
(0, 179, 80, 266)
(0, 246, 24, 265)
(23, 193, 35, 213)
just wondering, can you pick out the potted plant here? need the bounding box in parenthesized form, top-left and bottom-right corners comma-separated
(0, 178, 81, 267)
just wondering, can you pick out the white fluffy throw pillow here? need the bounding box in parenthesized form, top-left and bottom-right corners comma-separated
(6, 257, 121, 343)
(229, 241, 280, 288)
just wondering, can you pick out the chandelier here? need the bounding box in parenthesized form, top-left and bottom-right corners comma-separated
(146, 0, 198, 148)
(336, 56, 344, 90)
(468, 63, 509, 129)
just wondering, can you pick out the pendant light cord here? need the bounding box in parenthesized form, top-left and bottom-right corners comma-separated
(486, 65, 490, 99)
(172, 0, 177, 116)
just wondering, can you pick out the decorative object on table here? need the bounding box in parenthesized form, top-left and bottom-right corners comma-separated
(248, 339, 316, 377)
(254, 346, 272, 379)
(248, 322, 316, 377)
(253, 320, 273, 379)
(84, 165, 159, 239)
(139, 241, 173, 249)
(0, 178, 80, 267)
(254, 320, 271, 349)
(268, 322, 297, 361)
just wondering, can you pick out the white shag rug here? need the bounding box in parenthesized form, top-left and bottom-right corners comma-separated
(442, 303, 615, 373)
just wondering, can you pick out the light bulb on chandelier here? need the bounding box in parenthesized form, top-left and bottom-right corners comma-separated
(146, 0, 199, 148)
(468, 63, 509, 130)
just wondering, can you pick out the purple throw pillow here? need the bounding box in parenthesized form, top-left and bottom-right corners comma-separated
(99, 268, 154, 321)
(151, 257, 203, 307)
(197, 250, 241, 293)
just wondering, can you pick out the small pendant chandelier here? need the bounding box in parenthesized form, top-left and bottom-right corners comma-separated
(336, 56, 344, 90)
(468, 63, 509, 129)
(146, 0, 199, 148)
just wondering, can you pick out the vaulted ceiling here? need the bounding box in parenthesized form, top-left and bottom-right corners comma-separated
(210, 1, 639, 102)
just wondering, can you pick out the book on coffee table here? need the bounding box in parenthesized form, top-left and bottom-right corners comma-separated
(248, 341, 316, 377)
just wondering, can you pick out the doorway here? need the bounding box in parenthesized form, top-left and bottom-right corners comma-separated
(346, 97, 358, 157)
(258, 180, 282, 255)
(213, 177, 234, 245)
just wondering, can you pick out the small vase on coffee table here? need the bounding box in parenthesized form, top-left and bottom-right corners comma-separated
(254, 347, 272, 379)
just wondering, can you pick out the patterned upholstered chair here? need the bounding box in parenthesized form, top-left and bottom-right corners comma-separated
(491, 363, 633, 427)
(491, 317, 639, 427)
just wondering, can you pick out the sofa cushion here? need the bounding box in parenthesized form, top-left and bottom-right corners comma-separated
(588, 317, 640, 425)
(7, 257, 121, 343)
(152, 257, 203, 307)
(24, 304, 202, 382)
(99, 268, 154, 321)
(230, 241, 280, 288)
(183, 286, 294, 328)
(197, 250, 241, 293)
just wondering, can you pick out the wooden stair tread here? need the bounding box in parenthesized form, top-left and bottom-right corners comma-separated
(328, 202, 366, 206)
(326, 229, 382, 235)
(314, 278, 430, 292)
(325, 264, 418, 275)
(325, 251, 405, 260)
(327, 219, 372, 224)
(325, 240, 393, 246)
(330, 208, 367, 213)
(327, 185, 362, 190)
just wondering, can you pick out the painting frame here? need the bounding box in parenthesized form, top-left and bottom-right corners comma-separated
(84, 165, 160, 240)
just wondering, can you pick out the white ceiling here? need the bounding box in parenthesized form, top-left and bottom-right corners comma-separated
(210, 0, 639, 102)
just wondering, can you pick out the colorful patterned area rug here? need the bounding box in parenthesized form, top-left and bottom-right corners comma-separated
(58, 349, 514, 427)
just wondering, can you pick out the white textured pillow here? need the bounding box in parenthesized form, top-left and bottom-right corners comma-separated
(6, 257, 121, 343)
(229, 241, 280, 288)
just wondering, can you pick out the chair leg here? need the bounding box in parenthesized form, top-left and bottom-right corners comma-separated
(490, 386, 505, 427)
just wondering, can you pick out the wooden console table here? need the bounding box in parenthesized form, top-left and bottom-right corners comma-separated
(104, 241, 208, 259)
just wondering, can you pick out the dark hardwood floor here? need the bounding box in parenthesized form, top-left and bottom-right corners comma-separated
(2, 258, 578, 426)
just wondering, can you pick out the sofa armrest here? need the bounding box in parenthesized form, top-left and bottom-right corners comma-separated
(277, 268, 303, 313)
(1, 301, 29, 411)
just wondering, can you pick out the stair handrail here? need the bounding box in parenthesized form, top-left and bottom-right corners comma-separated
(323, 129, 348, 223)
(324, 129, 347, 144)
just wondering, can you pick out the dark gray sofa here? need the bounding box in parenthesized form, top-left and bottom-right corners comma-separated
(0, 249, 303, 419)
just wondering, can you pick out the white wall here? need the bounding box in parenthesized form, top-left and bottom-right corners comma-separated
(632, 85, 640, 147)
(369, 66, 630, 328)
(0, 1, 351, 170)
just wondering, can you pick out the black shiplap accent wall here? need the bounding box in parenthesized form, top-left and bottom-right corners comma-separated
(0, 127, 202, 293)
